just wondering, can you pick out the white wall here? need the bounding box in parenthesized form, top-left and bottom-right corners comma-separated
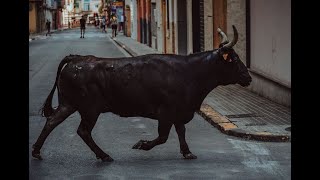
(90, 1, 100, 13)
(131, 0, 137, 40)
(45, 10, 53, 23)
(44, 0, 54, 23)
(204, 0, 213, 51)
(227, 0, 246, 65)
(156, 0, 163, 53)
(250, 0, 291, 87)
(174, 0, 178, 54)
(62, 9, 68, 25)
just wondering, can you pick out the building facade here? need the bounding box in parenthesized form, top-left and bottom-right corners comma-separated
(29, 0, 42, 34)
(29, 0, 66, 33)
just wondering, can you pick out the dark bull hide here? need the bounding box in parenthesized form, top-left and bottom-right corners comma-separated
(32, 25, 251, 162)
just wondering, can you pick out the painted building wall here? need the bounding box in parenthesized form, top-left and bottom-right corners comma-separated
(227, 0, 291, 107)
(175, 0, 188, 55)
(250, 0, 291, 87)
(44, 0, 55, 28)
(29, 2, 37, 34)
(156, 0, 164, 53)
(151, 0, 157, 49)
(146, 0, 152, 47)
(165, 0, 175, 54)
(62, 9, 69, 25)
(65, 0, 74, 23)
(186, 0, 193, 54)
(124, 0, 131, 36)
(45, 10, 53, 23)
(204, 0, 213, 51)
(88, 0, 100, 13)
(173, 0, 177, 54)
(227, 0, 246, 63)
(81, 0, 90, 11)
(141, 0, 146, 44)
(248, 0, 291, 106)
(131, 0, 137, 40)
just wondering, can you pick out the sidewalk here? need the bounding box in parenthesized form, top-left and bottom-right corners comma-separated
(115, 32, 291, 142)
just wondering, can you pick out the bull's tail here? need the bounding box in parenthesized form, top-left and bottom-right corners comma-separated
(40, 55, 75, 117)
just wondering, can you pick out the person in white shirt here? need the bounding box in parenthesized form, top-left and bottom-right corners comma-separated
(101, 18, 106, 33)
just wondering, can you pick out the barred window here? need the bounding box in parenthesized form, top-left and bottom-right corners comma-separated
(83, 3, 90, 11)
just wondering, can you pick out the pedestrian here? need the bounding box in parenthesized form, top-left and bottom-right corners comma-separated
(80, 16, 86, 38)
(111, 16, 118, 38)
(119, 15, 124, 32)
(101, 18, 106, 33)
(68, 21, 70, 29)
(46, 19, 51, 36)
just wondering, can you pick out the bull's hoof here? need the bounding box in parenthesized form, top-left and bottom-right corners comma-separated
(101, 156, 114, 162)
(32, 151, 43, 160)
(183, 153, 197, 159)
(132, 140, 148, 149)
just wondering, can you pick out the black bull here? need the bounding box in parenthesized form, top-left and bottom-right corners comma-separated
(32, 25, 252, 162)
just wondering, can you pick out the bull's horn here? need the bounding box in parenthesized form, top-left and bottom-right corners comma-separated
(217, 27, 229, 44)
(223, 25, 238, 48)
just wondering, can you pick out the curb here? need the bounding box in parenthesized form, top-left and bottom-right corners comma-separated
(197, 104, 290, 142)
(112, 37, 137, 57)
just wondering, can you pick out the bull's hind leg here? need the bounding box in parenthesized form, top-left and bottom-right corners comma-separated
(32, 105, 75, 160)
(174, 123, 197, 159)
(132, 120, 172, 151)
(77, 112, 114, 162)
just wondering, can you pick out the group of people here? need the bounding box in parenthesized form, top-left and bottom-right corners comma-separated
(44, 15, 122, 39)
(91, 15, 121, 38)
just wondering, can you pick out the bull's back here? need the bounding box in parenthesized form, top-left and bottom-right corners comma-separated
(58, 55, 192, 118)
(108, 58, 186, 117)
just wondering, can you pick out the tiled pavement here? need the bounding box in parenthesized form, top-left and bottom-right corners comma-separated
(112, 32, 291, 142)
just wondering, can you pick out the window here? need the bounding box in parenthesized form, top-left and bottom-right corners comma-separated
(74, 2, 79, 8)
(83, 3, 90, 11)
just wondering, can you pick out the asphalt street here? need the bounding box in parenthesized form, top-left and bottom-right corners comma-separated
(29, 26, 291, 180)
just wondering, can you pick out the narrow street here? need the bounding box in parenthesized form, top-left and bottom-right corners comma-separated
(29, 27, 291, 179)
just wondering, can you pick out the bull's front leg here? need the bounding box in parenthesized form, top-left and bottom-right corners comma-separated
(132, 121, 172, 151)
(174, 123, 197, 159)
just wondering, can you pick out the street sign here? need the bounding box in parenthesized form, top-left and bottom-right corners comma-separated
(112, 2, 123, 7)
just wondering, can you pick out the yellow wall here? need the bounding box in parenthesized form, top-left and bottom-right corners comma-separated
(29, 3, 37, 34)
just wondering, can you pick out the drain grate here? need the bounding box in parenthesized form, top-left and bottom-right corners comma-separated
(225, 113, 262, 119)
(245, 122, 267, 126)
